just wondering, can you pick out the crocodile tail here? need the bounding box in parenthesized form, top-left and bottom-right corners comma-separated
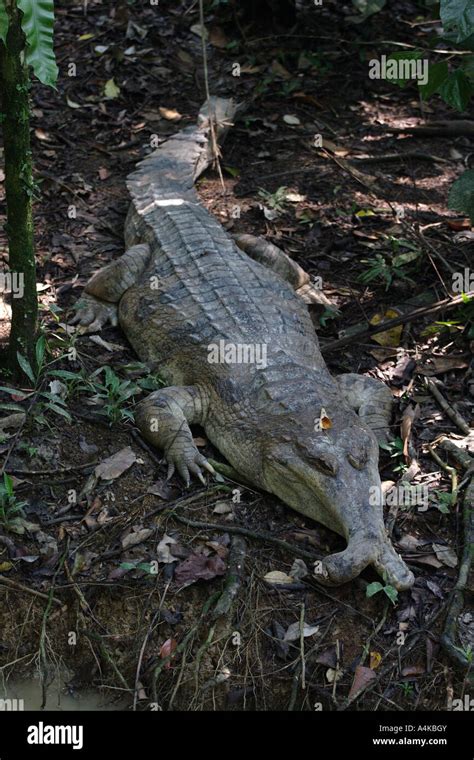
(126, 98, 240, 213)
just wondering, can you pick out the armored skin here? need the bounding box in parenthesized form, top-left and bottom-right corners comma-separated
(72, 98, 414, 591)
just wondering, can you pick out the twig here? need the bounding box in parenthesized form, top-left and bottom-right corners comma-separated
(426, 379, 471, 435)
(321, 292, 473, 354)
(384, 121, 474, 138)
(299, 602, 306, 691)
(169, 512, 322, 563)
(427, 444, 458, 504)
(0, 574, 62, 605)
(212, 535, 246, 619)
(348, 151, 448, 165)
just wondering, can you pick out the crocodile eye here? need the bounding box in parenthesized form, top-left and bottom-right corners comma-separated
(348, 443, 369, 470)
(312, 455, 338, 477)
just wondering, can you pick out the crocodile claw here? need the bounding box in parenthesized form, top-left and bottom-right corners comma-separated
(70, 293, 118, 334)
(166, 446, 215, 488)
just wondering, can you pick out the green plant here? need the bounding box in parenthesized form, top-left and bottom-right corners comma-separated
(359, 238, 421, 290)
(398, 681, 414, 697)
(0, 472, 27, 529)
(380, 436, 407, 474)
(258, 186, 288, 213)
(88, 366, 140, 423)
(366, 578, 399, 604)
(430, 489, 456, 514)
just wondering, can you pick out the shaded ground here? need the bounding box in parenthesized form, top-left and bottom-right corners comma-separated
(0, 0, 472, 711)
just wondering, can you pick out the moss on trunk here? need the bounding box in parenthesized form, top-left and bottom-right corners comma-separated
(0, 1, 37, 379)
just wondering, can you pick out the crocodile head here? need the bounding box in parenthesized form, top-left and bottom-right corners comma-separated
(262, 424, 414, 591)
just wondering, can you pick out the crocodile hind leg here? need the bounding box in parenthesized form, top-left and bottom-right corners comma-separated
(336, 372, 394, 444)
(135, 386, 215, 486)
(71, 243, 151, 333)
(232, 233, 333, 307)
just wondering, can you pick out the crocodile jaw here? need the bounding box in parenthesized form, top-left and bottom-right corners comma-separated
(263, 438, 414, 591)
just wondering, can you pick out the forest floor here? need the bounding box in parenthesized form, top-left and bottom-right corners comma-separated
(0, 0, 472, 711)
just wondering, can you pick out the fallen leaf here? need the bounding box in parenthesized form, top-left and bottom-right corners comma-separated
(263, 570, 294, 585)
(270, 60, 292, 79)
(209, 26, 228, 48)
(322, 138, 350, 157)
(348, 665, 376, 699)
(401, 404, 418, 461)
(370, 308, 403, 347)
(289, 558, 308, 580)
(122, 528, 153, 550)
(157, 534, 177, 564)
(98, 167, 109, 181)
(212, 501, 233, 515)
(326, 667, 343, 684)
(174, 553, 226, 587)
(285, 192, 306, 203)
(283, 622, 319, 642)
(401, 664, 425, 677)
(283, 114, 301, 126)
(369, 651, 382, 670)
(159, 638, 177, 668)
(104, 78, 120, 99)
(95, 447, 136, 481)
(159, 106, 182, 121)
(189, 23, 208, 40)
(0, 412, 25, 432)
(432, 543, 458, 568)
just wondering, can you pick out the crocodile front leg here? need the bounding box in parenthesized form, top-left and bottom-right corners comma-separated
(135, 386, 215, 486)
(336, 372, 394, 444)
(71, 243, 151, 333)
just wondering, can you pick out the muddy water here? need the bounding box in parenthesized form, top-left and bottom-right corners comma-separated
(0, 677, 130, 711)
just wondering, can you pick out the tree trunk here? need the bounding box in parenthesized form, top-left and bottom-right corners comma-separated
(0, 1, 37, 380)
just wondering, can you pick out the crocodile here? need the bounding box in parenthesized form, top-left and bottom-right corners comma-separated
(72, 97, 414, 591)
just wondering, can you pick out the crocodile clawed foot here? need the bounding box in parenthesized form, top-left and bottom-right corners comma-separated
(166, 444, 216, 488)
(314, 531, 414, 591)
(70, 293, 118, 334)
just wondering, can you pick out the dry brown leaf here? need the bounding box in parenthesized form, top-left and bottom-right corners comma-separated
(159, 106, 182, 121)
(95, 447, 136, 481)
(122, 528, 153, 550)
(401, 404, 418, 461)
(263, 570, 294, 585)
(208, 26, 228, 48)
(348, 665, 377, 700)
(270, 60, 292, 80)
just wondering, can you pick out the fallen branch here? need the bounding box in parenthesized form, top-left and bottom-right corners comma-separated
(384, 121, 474, 138)
(212, 535, 247, 620)
(321, 292, 473, 354)
(349, 151, 448, 165)
(426, 379, 471, 435)
(0, 574, 63, 606)
(169, 512, 322, 563)
(436, 440, 474, 669)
